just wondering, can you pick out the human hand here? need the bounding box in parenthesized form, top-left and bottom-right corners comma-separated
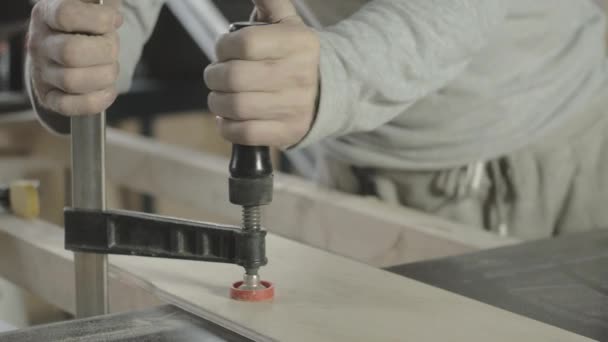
(27, 0, 123, 116)
(204, 0, 320, 148)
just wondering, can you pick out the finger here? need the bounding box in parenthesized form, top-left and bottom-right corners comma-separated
(41, 62, 119, 94)
(217, 117, 293, 147)
(44, 86, 117, 116)
(41, 0, 122, 34)
(215, 23, 314, 61)
(252, 0, 298, 23)
(44, 32, 119, 67)
(208, 90, 311, 121)
(205, 59, 303, 92)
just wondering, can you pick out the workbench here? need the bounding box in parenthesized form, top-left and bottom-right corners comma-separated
(0, 215, 594, 341)
(391, 230, 608, 341)
(0, 227, 605, 341)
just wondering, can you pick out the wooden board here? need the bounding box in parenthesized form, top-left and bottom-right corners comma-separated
(0, 216, 591, 341)
(0, 113, 518, 267)
(0, 216, 162, 315)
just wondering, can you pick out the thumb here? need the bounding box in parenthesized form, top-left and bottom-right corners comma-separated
(252, 0, 299, 23)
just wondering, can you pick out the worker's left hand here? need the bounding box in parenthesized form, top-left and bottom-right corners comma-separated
(204, 0, 320, 148)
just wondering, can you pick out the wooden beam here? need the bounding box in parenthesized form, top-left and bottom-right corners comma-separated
(105, 130, 518, 265)
(0, 216, 162, 315)
(0, 216, 590, 341)
(1, 114, 518, 266)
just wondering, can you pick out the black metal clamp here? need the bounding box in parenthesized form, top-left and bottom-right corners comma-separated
(64, 21, 274, 290)
(64, 208, 267, 271)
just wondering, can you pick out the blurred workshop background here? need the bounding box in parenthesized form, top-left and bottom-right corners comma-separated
(0, 0, 608, 336)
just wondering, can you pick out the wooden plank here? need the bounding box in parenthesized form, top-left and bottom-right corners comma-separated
(1, 114, 518, 266)
(0, 216, 590, 341)
(0, 158, 58, 180)
(0, 216, 162, 315)
(108, 131, 518, 264)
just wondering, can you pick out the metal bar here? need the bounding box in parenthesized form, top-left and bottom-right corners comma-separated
(166, 0, 229, 62)
(70, 0, 108, 318)
(64, 208, 267, 268)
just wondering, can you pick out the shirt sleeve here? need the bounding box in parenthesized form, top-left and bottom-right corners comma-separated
(28, 0, 165, 135)
(293, 0, 506, 148)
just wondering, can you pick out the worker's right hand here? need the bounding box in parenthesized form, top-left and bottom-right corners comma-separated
(27, 0, 123, 116)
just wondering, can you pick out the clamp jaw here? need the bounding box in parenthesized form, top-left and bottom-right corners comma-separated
(65, 209, 267, 270)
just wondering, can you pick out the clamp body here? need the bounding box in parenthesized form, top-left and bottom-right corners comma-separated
(64, 21, 275, 303)
(65, 208, 267, 270)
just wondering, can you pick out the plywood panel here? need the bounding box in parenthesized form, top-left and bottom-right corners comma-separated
(0, 216, 591, 342)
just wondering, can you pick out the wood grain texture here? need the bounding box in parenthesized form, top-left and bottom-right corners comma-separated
(0, 114, 518, 267)
(0, 216, 592, 342)
(0, 216, 162, 315)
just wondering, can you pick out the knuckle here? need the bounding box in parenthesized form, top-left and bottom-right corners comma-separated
(230, 94, 248, 118)
(294, 118, 310, 139)
(203, 64, 217, 88)
(207, 92, 219, 113)
(54, 0, 76, 31)
(292, 68, 316, 87)
(60, 70, 79, 92)
(302, 30, 320, 50)
(104, 87, 119, 106)
(82, 94, 100, 113)
(115, 35, 121, 58)
(26, 33, 41, 55)
(108, 33, 120, 61)
(237, 30, 260, 58)
(31, 68, 47, 93)
(98, 10, 115, 32)
(54, 95, 72, 115)
(31, 2, 44, 20)
(225, 63, 244, 90)
(100, 64, 118, 87)
(239, 124, 258, 145)
(60, 38, 80, 66)
(97, 88, 117, 111)
(31, 80, 44, 98)
(88, 89, 114, 114)
(215, 34, 229, 60)
(219, 124, 232, 142)
(111, 62, 120, 82)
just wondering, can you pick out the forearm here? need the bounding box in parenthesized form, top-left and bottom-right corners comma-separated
(296, 0, 506, 147)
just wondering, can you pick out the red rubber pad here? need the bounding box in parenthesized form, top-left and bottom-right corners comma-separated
(230, 281, 275, 302)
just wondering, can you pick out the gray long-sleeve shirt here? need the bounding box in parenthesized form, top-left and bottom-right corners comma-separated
(30, 0, 608, 170)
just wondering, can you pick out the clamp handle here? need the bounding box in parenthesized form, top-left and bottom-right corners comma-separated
(228, 22, 274, 207)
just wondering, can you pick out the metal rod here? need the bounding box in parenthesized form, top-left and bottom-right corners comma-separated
(70, 0, 108, 318)
(71, 113, 109, 317)
(165, 0, 229, 62)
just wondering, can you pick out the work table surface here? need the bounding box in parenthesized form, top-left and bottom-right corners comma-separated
(391, 230, 608, 341)
(0, 215, 593, 341)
